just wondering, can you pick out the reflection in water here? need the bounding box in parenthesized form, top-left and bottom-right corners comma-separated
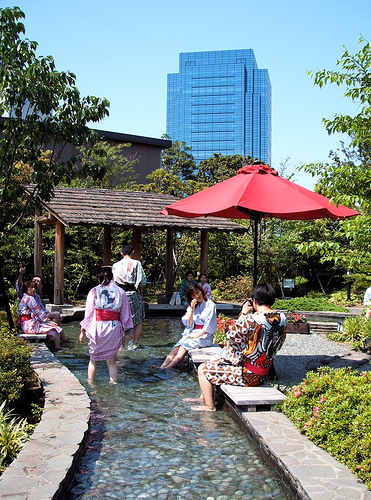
(58, 318, 289, 499)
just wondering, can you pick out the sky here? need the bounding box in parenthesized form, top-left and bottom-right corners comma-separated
(6, 0, 371, 189)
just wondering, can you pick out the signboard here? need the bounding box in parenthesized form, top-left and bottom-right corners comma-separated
(283, 278, 295, 288)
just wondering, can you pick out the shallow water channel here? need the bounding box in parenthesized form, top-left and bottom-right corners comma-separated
(57, 318, 290, 500)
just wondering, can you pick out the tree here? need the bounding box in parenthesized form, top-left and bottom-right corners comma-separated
(0, 6, 110, 233)
(308, 37, 371, 153)
(70, 140, 139, 190)
(297, 38, 371, 292)
(0, 7, 110, 326)
(161, 135, 196, 180)
(195, 153, 256, 186)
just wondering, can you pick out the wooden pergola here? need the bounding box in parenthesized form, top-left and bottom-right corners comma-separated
(32, 187, 246, 305)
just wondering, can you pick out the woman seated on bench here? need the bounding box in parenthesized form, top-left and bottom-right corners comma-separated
(18, 281, 65, 350)
(153, 283, 217, 370)
(185, 283, 287, 411)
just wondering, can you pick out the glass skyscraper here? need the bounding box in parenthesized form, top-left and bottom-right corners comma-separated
(166, 49, 271, 165)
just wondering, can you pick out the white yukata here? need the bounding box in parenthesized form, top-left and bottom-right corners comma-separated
(80, 280, 133, 361)
(174, 298, 217, 351)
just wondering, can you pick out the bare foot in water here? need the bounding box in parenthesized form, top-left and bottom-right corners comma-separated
(191, 405, 216, 412)
(152, 365, 165, 370)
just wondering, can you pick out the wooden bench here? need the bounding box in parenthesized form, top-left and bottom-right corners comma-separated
(220, 383, 286, 411)
(187, 346, 286, 411)
(188, 345, 223, 364)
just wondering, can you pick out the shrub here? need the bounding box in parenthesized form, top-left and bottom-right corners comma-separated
(328, 315, 371, 351)
(0, 313, 33, 403)
(281, 367, 371, 489)
(212, 275, 253, 302)
(0, 401, 31, 475)
(274, 297, 349, 312)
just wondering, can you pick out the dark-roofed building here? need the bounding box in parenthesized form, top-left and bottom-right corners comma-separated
(0, 117, 172, 184)
(32, 187, 246, 305)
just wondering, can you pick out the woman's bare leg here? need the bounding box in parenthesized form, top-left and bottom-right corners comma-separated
(106, 358, 118, 383)
(88, 360, 98, 382)
(191, 365, 216, 411)
(160, 346, 187, 369)
(153, 346, 179, 369)
(53, 332, 61, 349)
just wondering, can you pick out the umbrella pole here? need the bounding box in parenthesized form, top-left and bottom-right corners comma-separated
(253, 217, 259, 286)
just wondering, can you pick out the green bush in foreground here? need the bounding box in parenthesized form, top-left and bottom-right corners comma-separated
(328, 315, 371, 351)
(0, 313, 33, 403)
(0, 401, 31, 474)
(281, 367, 371, 488)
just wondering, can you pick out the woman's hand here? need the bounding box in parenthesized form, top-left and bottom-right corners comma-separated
(79, 329, 85, 343)
(187, 330, 205, 339)
(190, 298, 198, 310)
(241, 299, 253, 315)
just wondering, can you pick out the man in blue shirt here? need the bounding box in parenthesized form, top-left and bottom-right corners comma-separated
(178, 271, 197, 308)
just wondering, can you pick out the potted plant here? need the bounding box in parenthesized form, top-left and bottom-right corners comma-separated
(285, 313, 310, 334)
(213, 315, 236, 346)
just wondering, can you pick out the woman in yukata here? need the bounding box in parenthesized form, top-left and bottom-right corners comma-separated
(199, 273, 212, 300)
(79, 265, 133, 384)
(153, 283, 217, 370)
(18, 281, 65, 350)
(185, 283, 287, 411)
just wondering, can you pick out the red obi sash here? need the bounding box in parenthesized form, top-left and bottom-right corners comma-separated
(19, 314, 31, 322)
(96, 309, 120, 322)
(194, 324, 203, 329)
(243, 361, 270, 376)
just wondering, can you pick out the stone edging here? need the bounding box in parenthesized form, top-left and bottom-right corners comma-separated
(0, 343, 91, 500)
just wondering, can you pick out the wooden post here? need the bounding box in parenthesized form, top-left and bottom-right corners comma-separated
(132, 227, 142, 260)
(103, 226, 112, 264)
(165, 229, 174, 297)
(54, 221, 65, 305)
(200, 230, 209, 276)
(34, 207, 43, 277)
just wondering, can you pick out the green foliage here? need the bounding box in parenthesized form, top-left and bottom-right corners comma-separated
(212, 275, 253, 302)
(195, 153, 255, 186)
(0, 401, 31, 474)
(70, 140, 138, 190)
(328, 315, 371, 351)
(308, 37, 371, 153)
(161, 136, 196, 180)
(328, 289, 360, 307)
(274, 297, 349, 312)
(0, 6, 110, 236)
(0, 313, 33, 403)
(281, 367, 371, 488)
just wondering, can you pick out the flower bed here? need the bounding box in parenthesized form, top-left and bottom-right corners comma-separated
(213, 315, 236, 345)
(285, 313, 310, 334)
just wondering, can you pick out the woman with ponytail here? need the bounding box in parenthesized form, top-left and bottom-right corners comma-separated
(79, 265, 133, 383)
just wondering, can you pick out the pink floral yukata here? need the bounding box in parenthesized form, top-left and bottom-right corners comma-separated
(199, 282, 212, 300)
(80, 280, 133, 361)
(18, 294, 62, 340)
(202, 311, 287, 387)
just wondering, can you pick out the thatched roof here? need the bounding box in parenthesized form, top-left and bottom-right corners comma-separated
(36, 187, 246, 233)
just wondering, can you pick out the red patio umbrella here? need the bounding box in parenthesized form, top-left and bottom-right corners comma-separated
(160, 164, 359, 285)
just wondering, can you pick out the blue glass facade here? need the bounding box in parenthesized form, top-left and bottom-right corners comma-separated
(167, 49, 271, 165)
